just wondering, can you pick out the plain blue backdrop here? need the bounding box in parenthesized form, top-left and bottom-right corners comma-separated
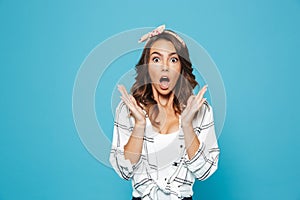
(1, 0, 300, 199)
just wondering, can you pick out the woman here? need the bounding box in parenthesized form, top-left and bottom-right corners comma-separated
(110, 25, 220, 200)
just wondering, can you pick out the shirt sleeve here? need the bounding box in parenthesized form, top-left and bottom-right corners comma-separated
(184, 102, 220, 181)
(109, 101, 143, 180)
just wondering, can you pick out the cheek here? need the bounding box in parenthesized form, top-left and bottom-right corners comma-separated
(173, 64, 181, 75)
(172, 65, 182, 81)
(176, 64, 182, 73)
(148, 66, 159, 80)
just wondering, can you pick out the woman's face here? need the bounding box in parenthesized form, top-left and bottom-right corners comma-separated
(148, 39, 181, 96)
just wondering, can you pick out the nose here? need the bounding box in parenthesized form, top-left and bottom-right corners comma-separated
(162, 59, 169, 71)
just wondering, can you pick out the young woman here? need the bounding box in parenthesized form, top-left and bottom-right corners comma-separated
(110, 25, 220, 200)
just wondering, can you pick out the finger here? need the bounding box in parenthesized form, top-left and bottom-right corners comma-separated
(130, 95, 144, 113)
(196, 98, 207, 110)
(118, 85, 131, 102)
(129, 95, 136, 104)
(118, 86, 133, 106)
(195, 85, 208, 102)
(196, 85, 208, 98)
(197, 85, 208, 96)
(185, 95, 195, 112)
(117, 85, 126, 97)
(130, 95, 139, 108)
(120, 95, 131, 106)
(121, 85, 131, 100)
(127, 95, 144, 117)
(192, 86, 207, 112)
(186, 95, 195, 106)
(120, 96, 136, 114)
(118, 85, 128, 98)
(200, 98, 207, 107)
(120, 96, 136, 118)
(130, 95, 141, 109)
(194, 95, 206, 110)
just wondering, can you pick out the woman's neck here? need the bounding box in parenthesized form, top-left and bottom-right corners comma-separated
(151, 86, 180, 133)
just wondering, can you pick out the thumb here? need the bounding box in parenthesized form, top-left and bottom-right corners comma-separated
(129, 95, 138, 107)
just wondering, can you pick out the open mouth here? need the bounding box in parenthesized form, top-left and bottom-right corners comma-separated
(159, 76, 170, 90)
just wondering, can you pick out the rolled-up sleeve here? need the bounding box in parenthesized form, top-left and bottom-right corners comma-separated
(109, 101, 143, 180)
(185, 103, 220, 181)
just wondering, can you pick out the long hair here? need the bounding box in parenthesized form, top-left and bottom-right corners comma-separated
(130, 30, 198, 126)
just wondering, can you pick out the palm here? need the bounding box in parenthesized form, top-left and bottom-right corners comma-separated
(181, 85, 208, 125)
(118, 85, 146, 125)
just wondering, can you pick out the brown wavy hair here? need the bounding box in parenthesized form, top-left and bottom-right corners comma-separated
(130, 30, 198, 125)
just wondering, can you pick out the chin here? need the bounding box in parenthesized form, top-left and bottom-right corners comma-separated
(157, 87, 174, 96)
(152, 84, 175, 96)
(159, 90, 172, 96)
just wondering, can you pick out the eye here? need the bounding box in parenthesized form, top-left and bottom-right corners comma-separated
(152, 57, 160, 63)
(170, 57, 178, 63)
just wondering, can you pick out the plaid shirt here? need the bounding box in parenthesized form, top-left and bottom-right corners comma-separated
(110, 101, 220, 200)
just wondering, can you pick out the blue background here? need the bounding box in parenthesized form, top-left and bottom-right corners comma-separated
(1, 0, 299, 199)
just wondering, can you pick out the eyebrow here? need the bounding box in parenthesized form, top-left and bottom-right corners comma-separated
(150, 51, 178, 56)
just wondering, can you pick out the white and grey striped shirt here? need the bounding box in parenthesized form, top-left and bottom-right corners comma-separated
(110, 101, 220, 200)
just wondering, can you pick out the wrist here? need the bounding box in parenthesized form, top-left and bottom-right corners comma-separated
(135, 121, 146, 127)
(181, 122, 193, 129)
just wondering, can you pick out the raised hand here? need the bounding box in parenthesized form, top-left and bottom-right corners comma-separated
(117, 85, 146, 126)
(181, 85, 208, 126)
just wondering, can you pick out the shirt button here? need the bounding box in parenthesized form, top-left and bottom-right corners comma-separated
(165, 178, 167, 181)
(180, 145, 183, 148)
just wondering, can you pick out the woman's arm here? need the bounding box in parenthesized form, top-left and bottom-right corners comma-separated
(181, 85, 207, 159)
(118, 85, 146, 164)
(184, 103, 220, 181)
(109, 101, 145, 180)
(181, 123, 200, 159)
(181, 85, 220, 180)
(124, 122, 146, 164)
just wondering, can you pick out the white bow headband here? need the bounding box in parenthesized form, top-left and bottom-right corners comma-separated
(138, 24, 186, 46)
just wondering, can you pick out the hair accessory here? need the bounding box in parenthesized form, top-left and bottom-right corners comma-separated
(164, 30, 186, 46)
(138, 24, 186, 46)
(138, 24, 165, 43)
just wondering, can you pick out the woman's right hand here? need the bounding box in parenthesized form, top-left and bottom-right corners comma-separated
(117, 85, 146, 126)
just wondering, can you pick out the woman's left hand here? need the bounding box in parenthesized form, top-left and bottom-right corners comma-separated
(181, 85, 208, 127)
